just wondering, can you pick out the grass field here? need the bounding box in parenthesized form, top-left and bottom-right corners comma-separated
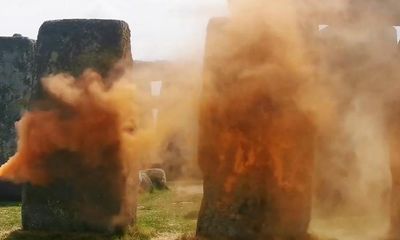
(0, 181, 202, 240)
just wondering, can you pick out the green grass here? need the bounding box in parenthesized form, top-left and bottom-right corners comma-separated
(137, 190, 200, 236)
(0, 182, 202, 240)
(0, 202, 21, 239)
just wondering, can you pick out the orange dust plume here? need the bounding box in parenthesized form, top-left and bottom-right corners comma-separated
(198, 1, 400, 239)
(0, 69, 140, 186)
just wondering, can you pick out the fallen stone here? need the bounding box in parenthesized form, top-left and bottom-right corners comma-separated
(139, 171, 153, 193)
(144, 168, 168, 190)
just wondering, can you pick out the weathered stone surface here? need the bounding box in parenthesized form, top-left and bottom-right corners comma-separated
(0, 35, 35, 200)
(22, 19, 135, 233)
(196, 18, 315, 240)
(32, 19, 132, 100)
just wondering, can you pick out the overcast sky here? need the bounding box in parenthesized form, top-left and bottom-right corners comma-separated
(0, 0, 228, 60)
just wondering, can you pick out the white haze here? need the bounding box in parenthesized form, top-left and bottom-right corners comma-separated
(0, 0, 228, 60)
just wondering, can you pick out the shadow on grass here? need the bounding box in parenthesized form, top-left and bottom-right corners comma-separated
(4, 226, 152, 240)
(0, 202, 20, 208)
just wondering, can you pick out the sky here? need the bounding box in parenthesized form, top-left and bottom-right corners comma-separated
(0, 0, 228, 60)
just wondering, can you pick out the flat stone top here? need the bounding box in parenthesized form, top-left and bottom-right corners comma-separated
(35, 18, 132, 78)
(39, 19, 129, 27)
(38, 19, 130, 38)
(37, 18, 131, 53)
(37, 19, 131, 52)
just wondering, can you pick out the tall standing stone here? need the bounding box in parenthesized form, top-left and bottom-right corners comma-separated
(22, 19, 135, 233)
(309, 3, 399, 238)
(388, 111, 400, 239)
(312, 23, 396, 234)
(0, 35, 35, 200)
(32, 19, 132, 99)
(197, 18, 315, 240)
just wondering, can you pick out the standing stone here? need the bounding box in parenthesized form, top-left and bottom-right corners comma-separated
(312, 23, 396, 236)
(197, 18, 315, 240)
(309, 2, 399, 237)
(32, 19, 132, 99)
(388, 114, 400, 239)
(0, 35, 35, 200)
(22, 19, 135, 233)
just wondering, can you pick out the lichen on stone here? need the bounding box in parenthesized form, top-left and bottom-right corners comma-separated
(0, 37, 35, 165)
